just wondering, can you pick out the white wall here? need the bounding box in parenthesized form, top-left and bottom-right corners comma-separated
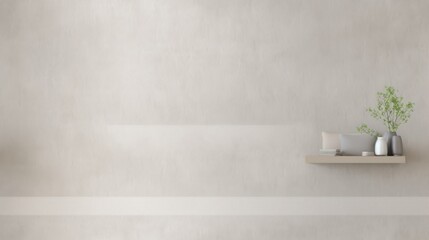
(1, 0, 429, 238)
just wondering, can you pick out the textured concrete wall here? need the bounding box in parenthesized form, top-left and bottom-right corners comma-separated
(1, 0, 429, 238)
(2, 216, 429, 240)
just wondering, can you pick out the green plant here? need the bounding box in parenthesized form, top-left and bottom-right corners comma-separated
(356, 123, 380, 137)
(367, 86, 415, 132)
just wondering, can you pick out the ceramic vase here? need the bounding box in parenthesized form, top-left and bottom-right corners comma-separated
(392, 136, 403, 156)
(375, 137, 387, 156)
(383, 132, 397, 156)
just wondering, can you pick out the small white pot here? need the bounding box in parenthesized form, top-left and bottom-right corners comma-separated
(375, 137, 388, 156)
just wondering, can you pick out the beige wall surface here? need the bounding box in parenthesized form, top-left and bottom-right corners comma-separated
(1, 0, 429, 239)
(2, 216, 429, 240)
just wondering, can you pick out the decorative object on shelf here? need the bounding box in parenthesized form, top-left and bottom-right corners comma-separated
(362, 151, 375, 156)
(358, 86, 415, 156)
(375, 137, 388, 156)
(392, 135, 403, 156)
(340, 134, 376, 156)
(319, 149, 342, 156)
(383, 131, 397, 156)
(321, 132, 341, 150)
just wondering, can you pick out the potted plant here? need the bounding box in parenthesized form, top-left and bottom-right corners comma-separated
(357, 86, 415, 156)
(356, 124, 380, 138)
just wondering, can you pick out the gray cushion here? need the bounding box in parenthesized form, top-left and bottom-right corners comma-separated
(340, 134, 376, 156)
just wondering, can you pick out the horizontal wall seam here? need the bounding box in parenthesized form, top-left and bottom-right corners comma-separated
(1, 197, 429, 216)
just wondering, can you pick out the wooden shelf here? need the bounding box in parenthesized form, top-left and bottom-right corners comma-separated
(306, 155, 406, 164)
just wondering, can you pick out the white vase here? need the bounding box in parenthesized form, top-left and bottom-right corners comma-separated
(375, 137, 387, 156)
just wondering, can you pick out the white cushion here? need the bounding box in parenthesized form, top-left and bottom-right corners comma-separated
(322, 132, 341, 150)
